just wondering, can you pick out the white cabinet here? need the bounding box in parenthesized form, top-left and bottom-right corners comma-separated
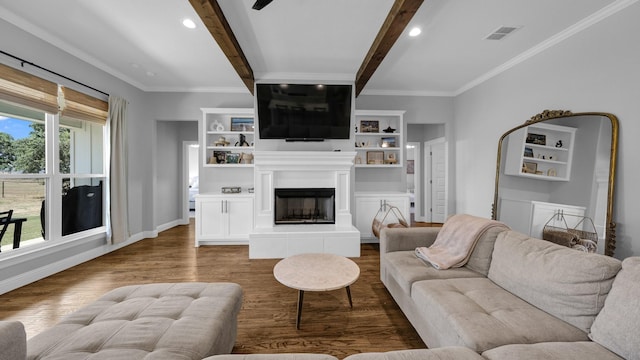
(355, 192, 411, 241)
(195, 194, 254, 246)
(504, 123, 576, 181)
(201, 108, 255, 167)
(354, 110, 405, 168)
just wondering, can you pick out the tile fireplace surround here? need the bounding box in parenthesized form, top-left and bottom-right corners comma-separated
(249, 151, 361, 259)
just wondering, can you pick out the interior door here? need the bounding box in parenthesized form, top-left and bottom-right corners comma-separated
(424, 138, 448, 223)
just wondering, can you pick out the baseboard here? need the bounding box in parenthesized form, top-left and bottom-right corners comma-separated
(0, 233, 146, 295)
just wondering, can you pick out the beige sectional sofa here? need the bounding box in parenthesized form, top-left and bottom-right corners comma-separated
(376, 224, 639, 360)
(3, 222, 639, 360)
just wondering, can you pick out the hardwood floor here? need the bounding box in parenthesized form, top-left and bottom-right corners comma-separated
(0, 220, 426, 358)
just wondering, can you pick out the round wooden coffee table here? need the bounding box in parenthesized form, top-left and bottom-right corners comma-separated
(273, 253, 360, 329)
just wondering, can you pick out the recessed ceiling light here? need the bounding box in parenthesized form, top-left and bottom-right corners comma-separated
(409, 27, 421, 37)
(182, 18, 196, 29)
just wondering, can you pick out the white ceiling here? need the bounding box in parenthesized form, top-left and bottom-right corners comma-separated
(0, 0, 623, 96)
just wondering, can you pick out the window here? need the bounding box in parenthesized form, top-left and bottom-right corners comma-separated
(0, 64, 108, 252)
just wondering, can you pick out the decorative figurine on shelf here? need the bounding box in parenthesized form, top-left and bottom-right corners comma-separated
(239, 153, 253, 164)
(555, 140, 563, 148)
(214, 136, 229, 146)
(383, 126, 396, 133)
(235, 134, 250, 147)
(210, 120, 224, 132)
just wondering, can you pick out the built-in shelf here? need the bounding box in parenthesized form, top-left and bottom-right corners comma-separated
(354, 110, 405, 167)
(504, 122, 576, 181)
(201, 108, 255, 167)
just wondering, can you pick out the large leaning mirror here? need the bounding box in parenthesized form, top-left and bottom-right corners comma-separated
(492, 110, 618, 256)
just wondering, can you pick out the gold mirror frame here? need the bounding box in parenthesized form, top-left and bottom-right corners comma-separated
(492, 110, 619, 256)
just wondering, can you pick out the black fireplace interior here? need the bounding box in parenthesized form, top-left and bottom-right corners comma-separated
(274, 188, 335, 225)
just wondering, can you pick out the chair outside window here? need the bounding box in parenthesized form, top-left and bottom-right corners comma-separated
(0, 210, 14, 250)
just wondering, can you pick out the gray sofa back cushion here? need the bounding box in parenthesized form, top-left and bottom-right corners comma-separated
(488, 231, 621, 333)
(589, 257, 640, 359)
(465, 225, 508, 276)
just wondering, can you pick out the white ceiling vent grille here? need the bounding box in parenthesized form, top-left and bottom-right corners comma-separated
(485, 26, 521, 40)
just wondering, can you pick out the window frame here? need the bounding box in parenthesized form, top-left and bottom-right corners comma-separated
(0, 109, 108, 250)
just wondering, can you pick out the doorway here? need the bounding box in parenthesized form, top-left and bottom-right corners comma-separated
(182, 141, 199, 223)
(424, 138, 448, 223)
(406, 124, 447, 223)
(406, 142, 422, 221)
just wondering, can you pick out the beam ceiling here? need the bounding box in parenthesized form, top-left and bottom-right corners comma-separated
(355, 0, 424, 96)
(189, 0, 255, 94)
(190, 0, 424, 97)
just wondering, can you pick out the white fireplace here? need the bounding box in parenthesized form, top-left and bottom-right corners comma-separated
(249, 151, 360, 258)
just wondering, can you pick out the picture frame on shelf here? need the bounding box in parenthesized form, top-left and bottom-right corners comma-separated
(360, 120, 379, 133)
(226, 152, 240, 164)
(524, 147, 534, 157)
(231, 117, 254, 132)
(526, 133, 546, 145)
(213, 150, 229, 164)
(523, 161, 537, 174)
(381, 136, 396, 148)
(385, 152, 397, 164)
(366, 151, 384, 165)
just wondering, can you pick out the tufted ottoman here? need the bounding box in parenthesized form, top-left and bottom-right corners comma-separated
(26, 282, 243, 360)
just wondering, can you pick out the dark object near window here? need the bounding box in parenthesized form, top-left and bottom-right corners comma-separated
(41, 182, 103, 237)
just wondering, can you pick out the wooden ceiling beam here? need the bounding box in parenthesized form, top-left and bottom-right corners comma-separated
(189, 0, 255, 94)
(355, 0, 424, 97)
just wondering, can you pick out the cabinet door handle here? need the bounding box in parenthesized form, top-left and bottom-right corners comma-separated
(221, 200, 224, 213)
(225, 200, 228, 213)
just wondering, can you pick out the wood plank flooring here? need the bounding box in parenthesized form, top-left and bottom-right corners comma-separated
(0, 220, 426, 358)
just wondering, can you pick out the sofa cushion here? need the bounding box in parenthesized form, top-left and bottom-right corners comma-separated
(384, 250, 483, 295)
(589, 256, 640, 359)
(488, 230, 621, 333)
(27, 282, 243, 360)
(411, 277, 588, 352)
(482, 341, 623, 360)
(205, 355, 338, 360)
(459, 224, 507, 276)
(343, 347, 484, 360)
(0, 321, 26, 360)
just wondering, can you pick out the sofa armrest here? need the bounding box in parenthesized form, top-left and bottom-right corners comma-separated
(0, 321, 26, 360)
(380, 227, 440, 253)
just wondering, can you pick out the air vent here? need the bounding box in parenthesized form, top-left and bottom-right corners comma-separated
(485, 26, 521, 40)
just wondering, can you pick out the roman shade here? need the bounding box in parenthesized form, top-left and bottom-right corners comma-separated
(0, 62, 59, 114)
(59, 85, 108, 124)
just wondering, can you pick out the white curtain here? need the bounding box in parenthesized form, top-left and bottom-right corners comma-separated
(106, 96, 129, 244)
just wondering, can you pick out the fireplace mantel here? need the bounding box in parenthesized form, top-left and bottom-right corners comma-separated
(253, 151, 357, 169)
(250, 151, 360, 258)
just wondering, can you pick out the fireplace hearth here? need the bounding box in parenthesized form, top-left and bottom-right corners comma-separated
(274, 188, 335, 225)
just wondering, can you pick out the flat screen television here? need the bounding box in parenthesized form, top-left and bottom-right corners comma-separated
(256, 83, 352, 141)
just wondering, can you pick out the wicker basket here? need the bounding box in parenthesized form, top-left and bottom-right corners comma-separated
(371, 205, 409, 239)
(542, 212, 598, 252)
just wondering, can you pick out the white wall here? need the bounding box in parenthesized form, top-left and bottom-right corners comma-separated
(454, 2, 640, 259)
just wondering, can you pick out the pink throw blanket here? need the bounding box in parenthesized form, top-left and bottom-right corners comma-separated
(415, 214, 509, 269)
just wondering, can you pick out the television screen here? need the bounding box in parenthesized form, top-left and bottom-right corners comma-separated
(256, 83, 352, 140)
